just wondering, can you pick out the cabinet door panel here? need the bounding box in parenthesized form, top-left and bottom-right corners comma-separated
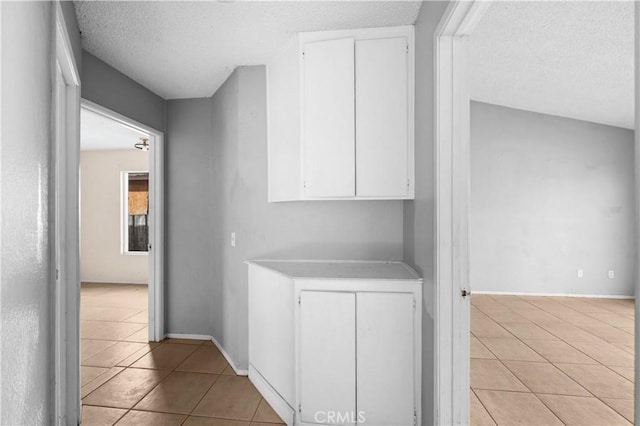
(300, 291, 356, 424)
(355, 37, 409, 197)
(357, 292, 414, 425)
(302, 38, 356, 198)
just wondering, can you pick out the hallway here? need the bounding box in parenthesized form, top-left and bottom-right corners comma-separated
(81, 284, 284, 425)
(471, 294, 634, 425)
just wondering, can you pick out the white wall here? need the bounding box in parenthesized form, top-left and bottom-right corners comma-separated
(470, 101, 636, 296)
(81, 149, 149, 284)
(1, 1, 79, 423)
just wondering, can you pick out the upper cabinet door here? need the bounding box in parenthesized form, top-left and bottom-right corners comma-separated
(302, 38, 356, 198)
(355, 37, 409, 197)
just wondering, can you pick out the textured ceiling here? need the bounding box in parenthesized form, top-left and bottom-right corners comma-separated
(75, 1, 422, 99)
(471, 1, 634, 129)
(81, 108, 149, 151)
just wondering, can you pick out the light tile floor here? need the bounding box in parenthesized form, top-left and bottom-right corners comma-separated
(81, 283, 284, 426)
(471, 294, 635, 426)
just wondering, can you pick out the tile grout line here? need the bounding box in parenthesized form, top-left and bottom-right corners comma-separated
(479, 296, 635, 384)
(520, 336, 633, 422)
(182, 369, 223, 423)
(249, 397, 264, 423)
(470, 315, 568, 425)
(558, 339, 635, 384)
(104, 348, 190, 422)
(470, 388, 500, 426)
(520, 310, 636, 385)
(124, 340, 235, 423)
(484, 339, 566, 425)
(475, 298, 596, 424)
(474, 295, 634, 424)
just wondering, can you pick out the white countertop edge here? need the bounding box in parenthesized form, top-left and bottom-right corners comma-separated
(245, 259, 423, 281)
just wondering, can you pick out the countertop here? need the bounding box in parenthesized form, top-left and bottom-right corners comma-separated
(246, 259, 422, 281)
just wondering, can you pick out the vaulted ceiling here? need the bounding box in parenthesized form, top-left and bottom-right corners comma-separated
(471, 1, 634, 129)
(75, 1, 422, 100)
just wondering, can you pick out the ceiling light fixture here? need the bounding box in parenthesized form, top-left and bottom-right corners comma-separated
(135, 137, 150, 151)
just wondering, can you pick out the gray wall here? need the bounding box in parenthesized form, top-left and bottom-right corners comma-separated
(470, 101, 636, 296)
(402, 2, 449, 424)
(81, 50, 166, 132)
(1, 1, 80, 423)
(165, 97, 216, 335)
(212, 66, 404, 368)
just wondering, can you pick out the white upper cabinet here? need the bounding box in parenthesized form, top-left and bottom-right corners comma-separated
(302, 38, 356, 198)
(355, 37, 410, 197)
(267, 26, 415, 202)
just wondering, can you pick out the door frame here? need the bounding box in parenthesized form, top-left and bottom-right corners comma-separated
(80, 98, 166, 344)
(634, 3, 639, 424)
(54, 3, 81, 424)
(433, 1, 490, 424)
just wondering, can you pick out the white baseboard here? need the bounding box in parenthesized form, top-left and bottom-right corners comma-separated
(81, 281, 148, 286)
(165, 333, 211, 341)
(210, 335, 249, 376)
(474, 290, 635, 299)
(249, 365, 295, 426)
(164, 333, 248, 376)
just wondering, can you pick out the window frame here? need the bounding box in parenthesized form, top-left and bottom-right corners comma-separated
(121, 170, 150, 255)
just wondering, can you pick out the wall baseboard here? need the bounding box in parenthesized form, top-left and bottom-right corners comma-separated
(163, 333, 248, 376)
(210, 335, 249, 376)
(81, 281, 148, 286)
(165, 333, 211, 341)
(474, 290, 635, 299)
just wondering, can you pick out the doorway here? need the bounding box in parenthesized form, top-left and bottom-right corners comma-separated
(433, 1, 638, 425)
(74, 100, 165, 422)
(79, 99, 165, 343)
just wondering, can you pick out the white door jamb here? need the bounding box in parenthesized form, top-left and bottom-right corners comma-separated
(54, 3, 81, 425)
(634, 3, 639, 424)
(433, 1, 490, 424)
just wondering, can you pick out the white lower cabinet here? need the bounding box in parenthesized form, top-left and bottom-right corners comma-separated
(300, 291, 357, 424)
(356, 292, 415, 426)
(247, 261, 422, 426)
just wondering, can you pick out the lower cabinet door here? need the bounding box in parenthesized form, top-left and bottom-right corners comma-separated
(300, 291, 356, 424)
(357, 292, 415, 425)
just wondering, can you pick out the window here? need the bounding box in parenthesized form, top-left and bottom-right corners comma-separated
(123, 172, 149, 254)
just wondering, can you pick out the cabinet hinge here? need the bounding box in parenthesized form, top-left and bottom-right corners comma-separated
(298, 404, 302, 413)
(413, 410, 417, 425)
(407, 178, 410, 188)
(56, 269, 59, 280)
(413, 298, 416, 311)
(406, 44, 409, 54)
(298, 295, 301, 305)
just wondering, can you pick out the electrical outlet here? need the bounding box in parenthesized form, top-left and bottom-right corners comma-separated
(231, 232, 236, 247)
(577, 269, 583, 278)
(608, 270, 615, 279)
